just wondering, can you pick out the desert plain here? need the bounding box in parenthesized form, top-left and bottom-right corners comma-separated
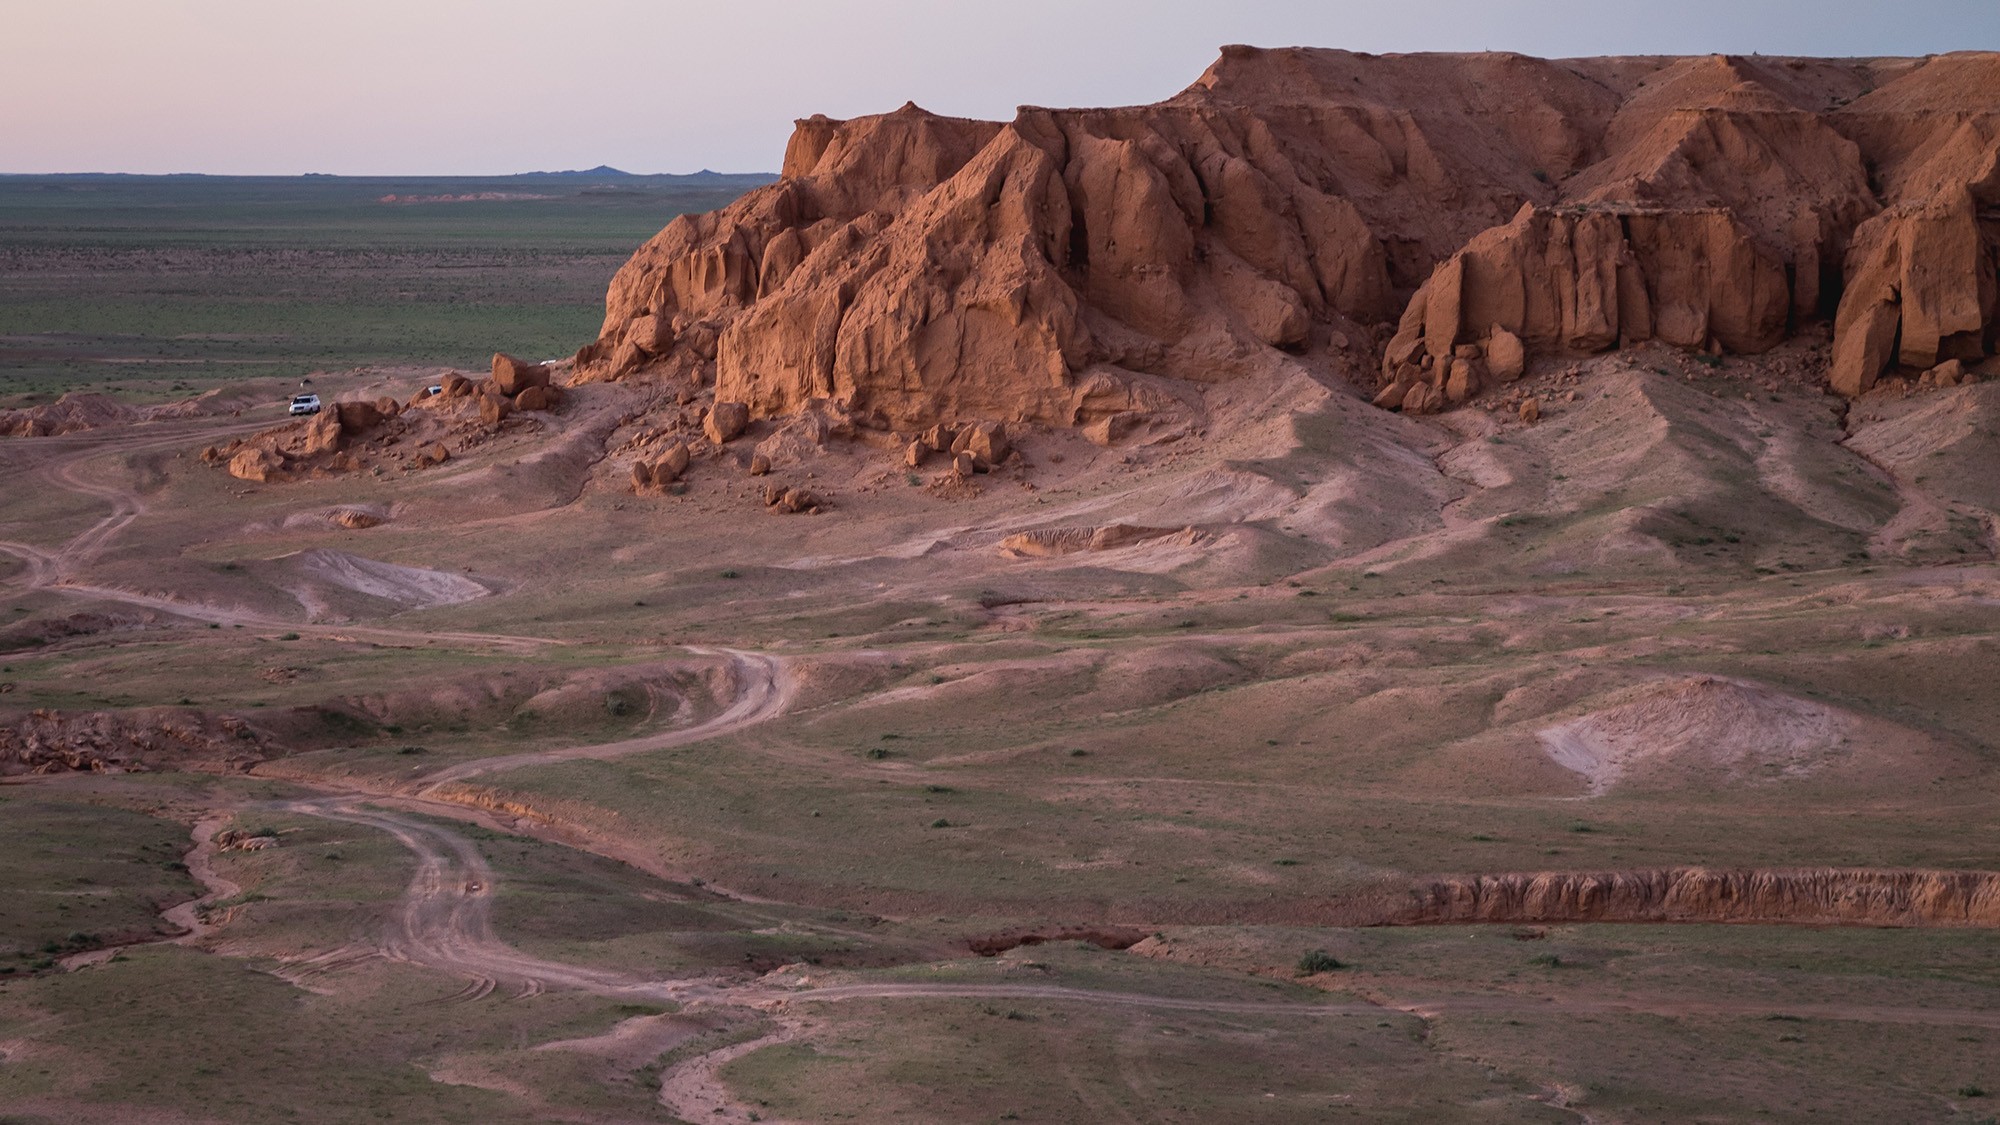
(3, 47, 2000, 1123)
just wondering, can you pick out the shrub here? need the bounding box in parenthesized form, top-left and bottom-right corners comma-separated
(929, 818, 951, 829)
(1297, 949, 1342, 974)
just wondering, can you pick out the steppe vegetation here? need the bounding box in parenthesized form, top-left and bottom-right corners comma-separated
(0, 174, 765, 405)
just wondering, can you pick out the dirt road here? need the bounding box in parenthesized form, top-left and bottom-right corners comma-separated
(414, 646, 793, 793)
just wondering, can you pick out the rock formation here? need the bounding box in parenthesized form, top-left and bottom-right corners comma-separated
(574, 49, 1999, 436)
(1396, 867, 2000, 927)
(1, 706, 273, 776)
(203, 354, 568, 484)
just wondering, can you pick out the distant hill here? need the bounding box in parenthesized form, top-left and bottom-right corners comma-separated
(512, 167, 777, 186)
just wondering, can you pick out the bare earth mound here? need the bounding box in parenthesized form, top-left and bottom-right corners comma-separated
(1537, 675, 1847, 795)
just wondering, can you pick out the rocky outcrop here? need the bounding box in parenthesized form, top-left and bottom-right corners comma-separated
(579, 49, 1999, 435)
(998, 524, 1200, 557)
(0, 389, 233, 438)
(1396, 867, 2000, 927)
(1825, 57, 2000, 394)
(207, 354, 573, 485)
(1, 707, 274, 776)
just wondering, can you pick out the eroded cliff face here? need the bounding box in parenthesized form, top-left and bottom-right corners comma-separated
(1397, 867, 2000, 927)
(576, 48, 2000, 429)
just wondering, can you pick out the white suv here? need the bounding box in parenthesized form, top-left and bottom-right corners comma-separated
(289, 393, 321, 416)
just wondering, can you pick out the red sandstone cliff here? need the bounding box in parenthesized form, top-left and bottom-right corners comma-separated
(577, 48, 2000, 428)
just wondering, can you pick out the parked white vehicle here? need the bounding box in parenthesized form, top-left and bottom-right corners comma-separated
(289, 393, 321, 416)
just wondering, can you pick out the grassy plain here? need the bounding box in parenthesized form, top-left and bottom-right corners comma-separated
(0, 173, 767, 405)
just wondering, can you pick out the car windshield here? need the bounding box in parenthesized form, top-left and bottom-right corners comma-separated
(292, 395, 313, 403)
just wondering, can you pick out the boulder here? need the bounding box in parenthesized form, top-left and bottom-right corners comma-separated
(762, 485, 825, 513)
(417, 443, 450, 467)
(1401, 382, 1442, 415)
(705, 401, 750, 444)
(749, 452, 772, 476)
(1444, 357, 1483, 404)
(228, 447, 283, 483)
(1486, 326, 1527, 382)
(1921, 359, 1969, 388)
(953, 421, 1010, 466)
(491, 353, 552, 396)
(658, 442, 691, 480)
(514, 384, 558, 412)
(302, 411, 343, 455)
(1520, 397, 1542, 424)
(441, 373, 471, 398)
(904, 441, 929, 468)
(1372, 375, 1416, 409)
(478, 393, 512, 426)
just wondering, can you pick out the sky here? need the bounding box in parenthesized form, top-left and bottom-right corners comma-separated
(4, 0, 1996, 176)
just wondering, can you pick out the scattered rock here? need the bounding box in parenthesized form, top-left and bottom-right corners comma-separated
(705, 401, 750, 444)
(954, 421, 1011, 467)
(762, 485, 825, 514)
(228, 447, 284, 483)
(1444, 356, 1484, 404)
(1919, 358, 1969, 389)
(302, 410, 343, 456)
(491, 353, 552, 397)
(1486, 326, 1527, 382)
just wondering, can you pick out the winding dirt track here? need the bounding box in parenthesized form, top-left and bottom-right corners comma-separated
(0, 420, 262, 588)
(0, 416, 559, 652)
(414, 646, 794, 793)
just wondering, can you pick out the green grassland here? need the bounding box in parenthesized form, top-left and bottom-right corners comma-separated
(0, 790, 202, 972)
(0, 173, 771, 404)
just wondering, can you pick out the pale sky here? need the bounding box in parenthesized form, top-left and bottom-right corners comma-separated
(5, 0, 1995, 175)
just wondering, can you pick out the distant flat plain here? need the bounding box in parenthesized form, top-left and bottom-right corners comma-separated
(0, 172, 773, 405)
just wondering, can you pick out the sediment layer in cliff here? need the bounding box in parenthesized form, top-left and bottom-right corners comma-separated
(1396, 867, 2000, 927)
